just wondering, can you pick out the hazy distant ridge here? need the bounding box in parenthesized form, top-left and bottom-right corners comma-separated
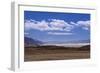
(25, 37, 90, 47)
(24, 37, 43, 46)
(44, 39, 90, 44)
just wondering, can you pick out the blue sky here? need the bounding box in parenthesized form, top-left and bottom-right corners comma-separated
(24, 11, 90, 42)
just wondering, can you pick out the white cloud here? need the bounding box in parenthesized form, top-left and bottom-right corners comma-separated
(25, 20, 50, 31)
(50, 19, 66, 28)
(70, 21, 76, 25)
(76, 20, 90, 30)
(50, 19, 74, 31)
(77, 21, 90, 26)
(25, 19, 74, 31)
(82, 27, 89, 30)
(48, 32, 74, 35)
(24, 32, 29, 35)
(25, 19, 90, 32)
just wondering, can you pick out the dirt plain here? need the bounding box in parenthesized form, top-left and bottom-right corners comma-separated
(24, 45, 90, 61)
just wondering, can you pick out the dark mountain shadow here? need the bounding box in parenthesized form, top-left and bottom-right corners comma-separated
(24, 37, 43, 47)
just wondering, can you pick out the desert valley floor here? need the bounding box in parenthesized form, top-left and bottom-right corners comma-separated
(24, 45, 90, 61)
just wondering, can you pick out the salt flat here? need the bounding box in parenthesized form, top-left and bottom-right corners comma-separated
(42, 43, 90, 47)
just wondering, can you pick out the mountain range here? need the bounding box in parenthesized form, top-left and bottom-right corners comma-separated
(45, 40, 90, 44)
(24, 37, 90, 46)
(24, 37, 43, 46)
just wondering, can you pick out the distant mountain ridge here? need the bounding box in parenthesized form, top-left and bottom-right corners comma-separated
(24, 37, 43, 46)
(44, 39, 90, 44)
(67, 39, 90, 43)
(24, 37, 90, 47)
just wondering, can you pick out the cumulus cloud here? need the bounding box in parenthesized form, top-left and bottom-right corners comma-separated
(49, 19, 74, 31)
(48, 32, 74, 35)
(75, 20, 90, 30)
(25, 20, 49, 31)
(24, 19, 74, 31)
(24, 19, 90, 36)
